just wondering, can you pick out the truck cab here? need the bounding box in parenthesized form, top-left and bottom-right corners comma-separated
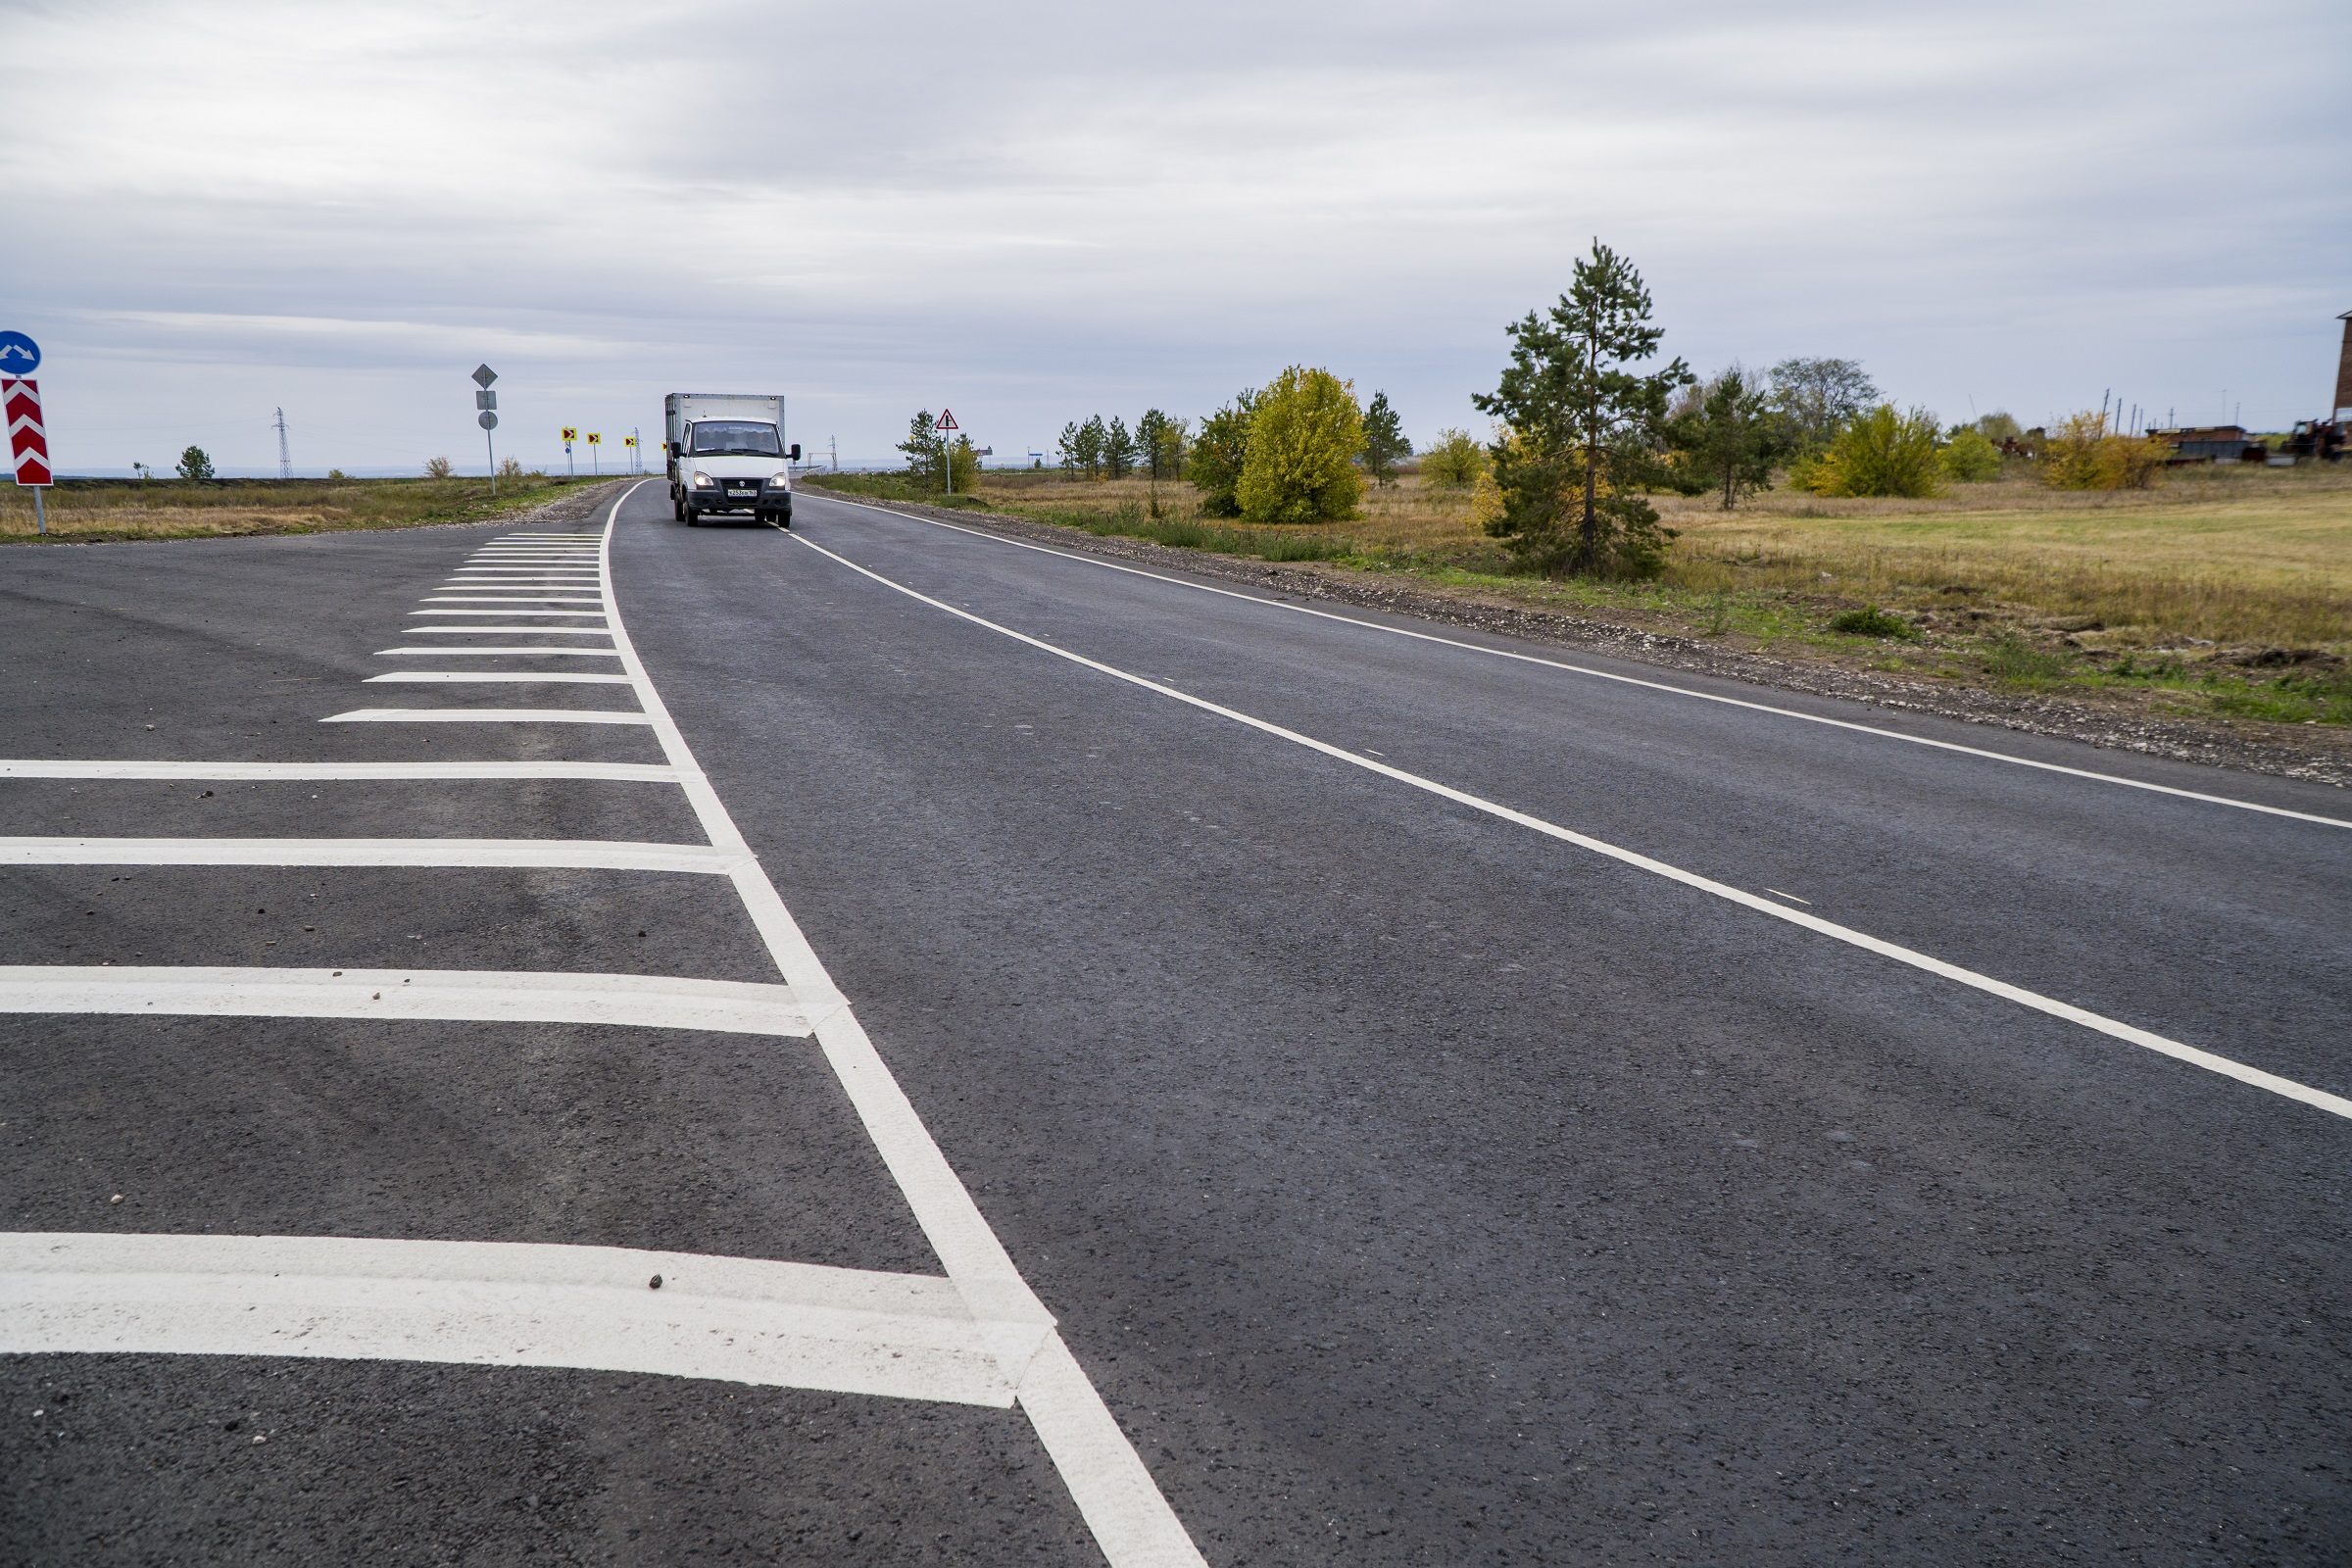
(663, 393, 801, 526)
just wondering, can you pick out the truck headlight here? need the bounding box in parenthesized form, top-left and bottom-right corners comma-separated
(767, 472, 790, 486)
(692, 473, 715, 487)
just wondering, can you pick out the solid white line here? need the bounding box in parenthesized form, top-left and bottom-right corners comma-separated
(0, 1233, 1004, 1405)
(322, 708, 651, 724)
(374, 647, 625, 658)
(787, 527, 2352, 1126)
(411, 610, 611, 618)
(597, 484, 1206, 1565)
(0, 836, 746, 873)
(813, 494, 2352, 831)
(366, 672, 636, 684)
(0, 760, 678, 782)
(0, 965, 829, 1035)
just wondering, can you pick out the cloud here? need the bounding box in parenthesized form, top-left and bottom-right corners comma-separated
(3, 0, 2346, 469)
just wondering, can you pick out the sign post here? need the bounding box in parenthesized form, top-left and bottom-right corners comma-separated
(624, 431, 640, 473)
(472, 364, 500, 496)
(587, 432, 601, 477)
(2, 331, 51, 537)
(934, 408, 959, 495)
(561, 427, 576, 478)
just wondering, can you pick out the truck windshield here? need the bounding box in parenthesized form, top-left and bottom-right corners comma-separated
(690, 422, 783, 456)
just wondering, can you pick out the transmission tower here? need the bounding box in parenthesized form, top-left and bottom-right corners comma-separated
(273, 407, 291, 479)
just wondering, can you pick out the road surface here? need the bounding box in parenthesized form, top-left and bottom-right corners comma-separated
(3, 478, 2347, 1564)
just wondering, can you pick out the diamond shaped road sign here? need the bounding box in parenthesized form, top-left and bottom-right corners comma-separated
(472, 364, 498, 389)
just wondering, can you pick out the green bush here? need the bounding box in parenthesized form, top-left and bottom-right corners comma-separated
(176, 446, 215, 481)
(1829, 605, 1917, 639)
(2040, 411, 2165, 490)
(1802, 405, 1943, 498)
(1236, 366, 1364, 522)
(1939, 427, 2003, 482)
(1420, 428, 1486, 487)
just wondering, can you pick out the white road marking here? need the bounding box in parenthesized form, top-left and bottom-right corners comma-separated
(421, 597, 607, 606)
(0, 965, 830, 1034)
(593, 486, 1204, 1566)
(0, 499, 1202, 1568)
(373, 647, 624, 658)
(402, 626, 616, 636)
(322, 708, 651, 724)
(816, 495, 2352, 832)
(1765, 888, 1812, 906)
(3, 835, 742, 872)
(366, 672, 635, 684)
(0, 1234, 1005, 1405)
(0, 760, 678, 782)
(410, 610, 610, 618)
(789, 527, 2352, 1126)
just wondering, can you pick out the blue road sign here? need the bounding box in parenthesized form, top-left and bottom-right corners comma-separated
(0, 332, 40, 376)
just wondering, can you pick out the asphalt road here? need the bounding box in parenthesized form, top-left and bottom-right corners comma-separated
(3, 477, 2348, 1565)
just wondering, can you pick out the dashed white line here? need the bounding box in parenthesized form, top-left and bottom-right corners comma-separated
(410, 610, 611, 618)
(788, 526, 2352, 1126)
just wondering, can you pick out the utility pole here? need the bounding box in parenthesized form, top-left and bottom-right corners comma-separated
(273, 407, 291, 479)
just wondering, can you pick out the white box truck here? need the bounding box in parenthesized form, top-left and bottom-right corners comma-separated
(663, 393, 801, 527)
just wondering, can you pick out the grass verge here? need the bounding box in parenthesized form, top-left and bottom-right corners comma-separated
(0, 474, 597, 544)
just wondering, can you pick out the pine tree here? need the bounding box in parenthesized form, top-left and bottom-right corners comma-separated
(1055, 421, 1083, 478)
(1472, 241, 1690, 578)
(897, 411, 944, 481)
(1104, 416, 1137, 480)
(1667, 368, 1791, 510)
(1359, 391, 1412, 486)
(1185, 393, 1256, 517)
(1075, 416, 1107, 478)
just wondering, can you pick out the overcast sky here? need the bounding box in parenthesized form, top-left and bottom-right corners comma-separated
(5, 0, 2347, 474)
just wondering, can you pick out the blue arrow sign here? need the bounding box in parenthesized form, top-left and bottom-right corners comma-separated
(0, 332, 39, 376)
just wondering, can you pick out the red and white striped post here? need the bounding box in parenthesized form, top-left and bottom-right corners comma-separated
(4, 375, 52, 537)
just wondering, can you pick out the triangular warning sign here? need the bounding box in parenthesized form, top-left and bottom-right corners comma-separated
(935, 409, 959, 431)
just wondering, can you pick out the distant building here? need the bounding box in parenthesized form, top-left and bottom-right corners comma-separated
(2153, 425, 2263, 464)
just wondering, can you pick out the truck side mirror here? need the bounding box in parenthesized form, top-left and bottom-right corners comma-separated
(667, 442, 681, 458)
(788, 443, 802, 462)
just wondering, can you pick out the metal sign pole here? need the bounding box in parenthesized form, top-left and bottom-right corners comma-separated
(31, 490, 42, 536)
(472, 364, 501, 498)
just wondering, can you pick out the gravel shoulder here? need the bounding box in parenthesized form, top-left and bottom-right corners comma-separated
(803, 483, 2352, 790)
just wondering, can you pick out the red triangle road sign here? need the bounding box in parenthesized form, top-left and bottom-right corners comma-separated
(935, 409, 959, 432)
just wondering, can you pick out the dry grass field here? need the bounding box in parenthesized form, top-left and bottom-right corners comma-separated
(0, 474, 578, 544)
(830, 460, 2352, 726)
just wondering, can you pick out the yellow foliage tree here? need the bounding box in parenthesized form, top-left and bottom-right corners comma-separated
(1236, 367, 1364, 523)
(2041, 411, 2165, 490)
